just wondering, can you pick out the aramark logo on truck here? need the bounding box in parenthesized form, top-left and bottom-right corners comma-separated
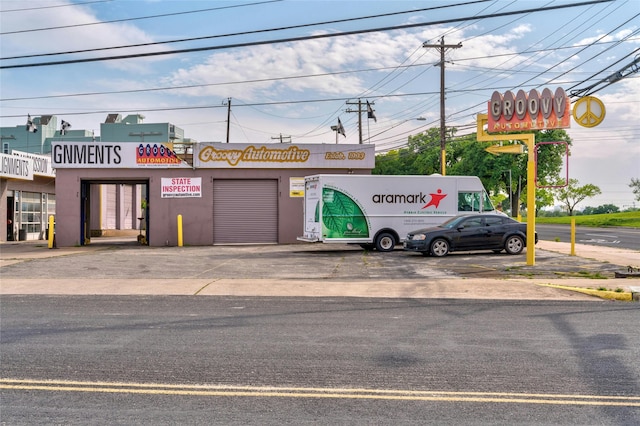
(422, 189, 447, 209)
(372, 189, 448, 209)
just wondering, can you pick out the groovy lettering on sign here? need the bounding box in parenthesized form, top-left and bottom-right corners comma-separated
(488, 88, 570, 132)
(199, 145, 310, 166)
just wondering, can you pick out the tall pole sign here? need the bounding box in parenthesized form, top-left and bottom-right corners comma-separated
(479, 87, 571, 266)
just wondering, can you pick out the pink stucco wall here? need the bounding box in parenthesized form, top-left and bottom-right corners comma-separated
(54, 167, 369, 247)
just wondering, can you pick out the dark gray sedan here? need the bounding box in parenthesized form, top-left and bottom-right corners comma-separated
(403, 214, 537, 257)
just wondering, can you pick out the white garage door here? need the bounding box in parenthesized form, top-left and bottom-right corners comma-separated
(213, 179, 278, 244)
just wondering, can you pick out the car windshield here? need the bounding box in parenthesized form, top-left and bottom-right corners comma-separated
(439, 215, 471, 229)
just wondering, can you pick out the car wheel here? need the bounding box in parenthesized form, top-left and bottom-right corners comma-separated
(375, 233, 396, 252)
(430, 238, 449, 257)
(505, 235, 524, 255)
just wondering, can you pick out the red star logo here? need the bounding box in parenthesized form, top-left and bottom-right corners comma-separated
(422, 189, 447, 209)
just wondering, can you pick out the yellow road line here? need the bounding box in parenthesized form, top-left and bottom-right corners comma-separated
(2, 379, 639, 406)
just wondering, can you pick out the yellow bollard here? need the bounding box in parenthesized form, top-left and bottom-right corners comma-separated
(177, 214, 183, 247)
(48, 215, 55, 249)
(570, 217, 576, 256)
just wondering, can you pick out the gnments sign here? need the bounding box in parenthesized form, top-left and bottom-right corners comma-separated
(488, 88, 570, 132)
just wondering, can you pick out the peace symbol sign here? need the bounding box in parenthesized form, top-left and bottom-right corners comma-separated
(572, 96, 606, 128)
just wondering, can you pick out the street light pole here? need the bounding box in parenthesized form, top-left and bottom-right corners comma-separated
(330, 125, 339, 144)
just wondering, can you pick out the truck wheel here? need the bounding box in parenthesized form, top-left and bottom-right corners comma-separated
(430, 238, 449, 257)
(504, 235, 524, 255)
(375, 233, 396, 252)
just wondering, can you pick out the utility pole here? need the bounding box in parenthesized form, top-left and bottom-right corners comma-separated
(346, 99, 375, 144)
(271, 134, 291, 143)
(223, 97, 231, 143)
(423, 37, 461, 175)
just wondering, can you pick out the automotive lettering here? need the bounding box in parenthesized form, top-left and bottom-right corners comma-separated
(199, 145, 310, 166)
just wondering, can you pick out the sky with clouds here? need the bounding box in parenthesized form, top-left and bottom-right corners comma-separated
(1, 0, 639, 209)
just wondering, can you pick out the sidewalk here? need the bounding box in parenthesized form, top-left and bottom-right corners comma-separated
(1, 239, 638, 300)
(535, 240, 639, 269)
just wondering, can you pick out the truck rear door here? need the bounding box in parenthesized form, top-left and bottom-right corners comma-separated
(300, 178, 322, 242)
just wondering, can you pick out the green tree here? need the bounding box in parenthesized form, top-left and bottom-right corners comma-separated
(630, 178, 640, 201)
(373, 126, 572, 217)
(553, 179, 601, 216)
(373, 148, 417, 175)
(583, 204, 620, 215)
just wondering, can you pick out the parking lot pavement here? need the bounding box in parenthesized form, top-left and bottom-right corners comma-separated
(1, 238, 638, 300)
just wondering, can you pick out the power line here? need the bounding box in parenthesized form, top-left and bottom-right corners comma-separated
(0, 0, 112, 13)
(5, 76, 634, 120)
(1, 0, 633, 149)
(442, 0, 627, 106)
(2, 38, 631, 104)
(0, 0, 615, 69)
(0, 1, 282, 35)
(1, 0, 491, 59)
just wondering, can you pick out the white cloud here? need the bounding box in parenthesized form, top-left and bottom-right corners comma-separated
(0, 0, 171, 73)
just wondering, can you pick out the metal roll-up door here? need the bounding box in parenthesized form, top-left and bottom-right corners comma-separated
(213, 179, 278, 244)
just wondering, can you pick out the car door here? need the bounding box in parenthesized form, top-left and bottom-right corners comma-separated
(452, 216, 485, 250)
(483, 216, 507, 249)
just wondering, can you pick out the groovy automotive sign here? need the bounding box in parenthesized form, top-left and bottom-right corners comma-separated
(52, 142, 191, 168)
(488, 88, 570, 132)
(194, 143, 374, 169)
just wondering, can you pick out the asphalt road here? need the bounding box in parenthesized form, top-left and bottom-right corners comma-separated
(1, 296, 639, 425)
(536, 224, 640, 251)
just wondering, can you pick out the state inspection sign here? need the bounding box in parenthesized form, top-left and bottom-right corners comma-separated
(161, 177, 202, 198)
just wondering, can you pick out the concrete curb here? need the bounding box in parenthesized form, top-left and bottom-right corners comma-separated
(538, 283, 635, 301)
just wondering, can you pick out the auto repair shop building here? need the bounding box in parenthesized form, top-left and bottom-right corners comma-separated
(52, 141, 374, 247)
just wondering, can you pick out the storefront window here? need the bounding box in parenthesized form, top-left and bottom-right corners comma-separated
(20, 192, 42, 233)
(47, 193, 56, 220)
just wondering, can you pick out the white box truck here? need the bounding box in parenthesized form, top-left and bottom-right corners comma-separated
(297, 174, 498, 252)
